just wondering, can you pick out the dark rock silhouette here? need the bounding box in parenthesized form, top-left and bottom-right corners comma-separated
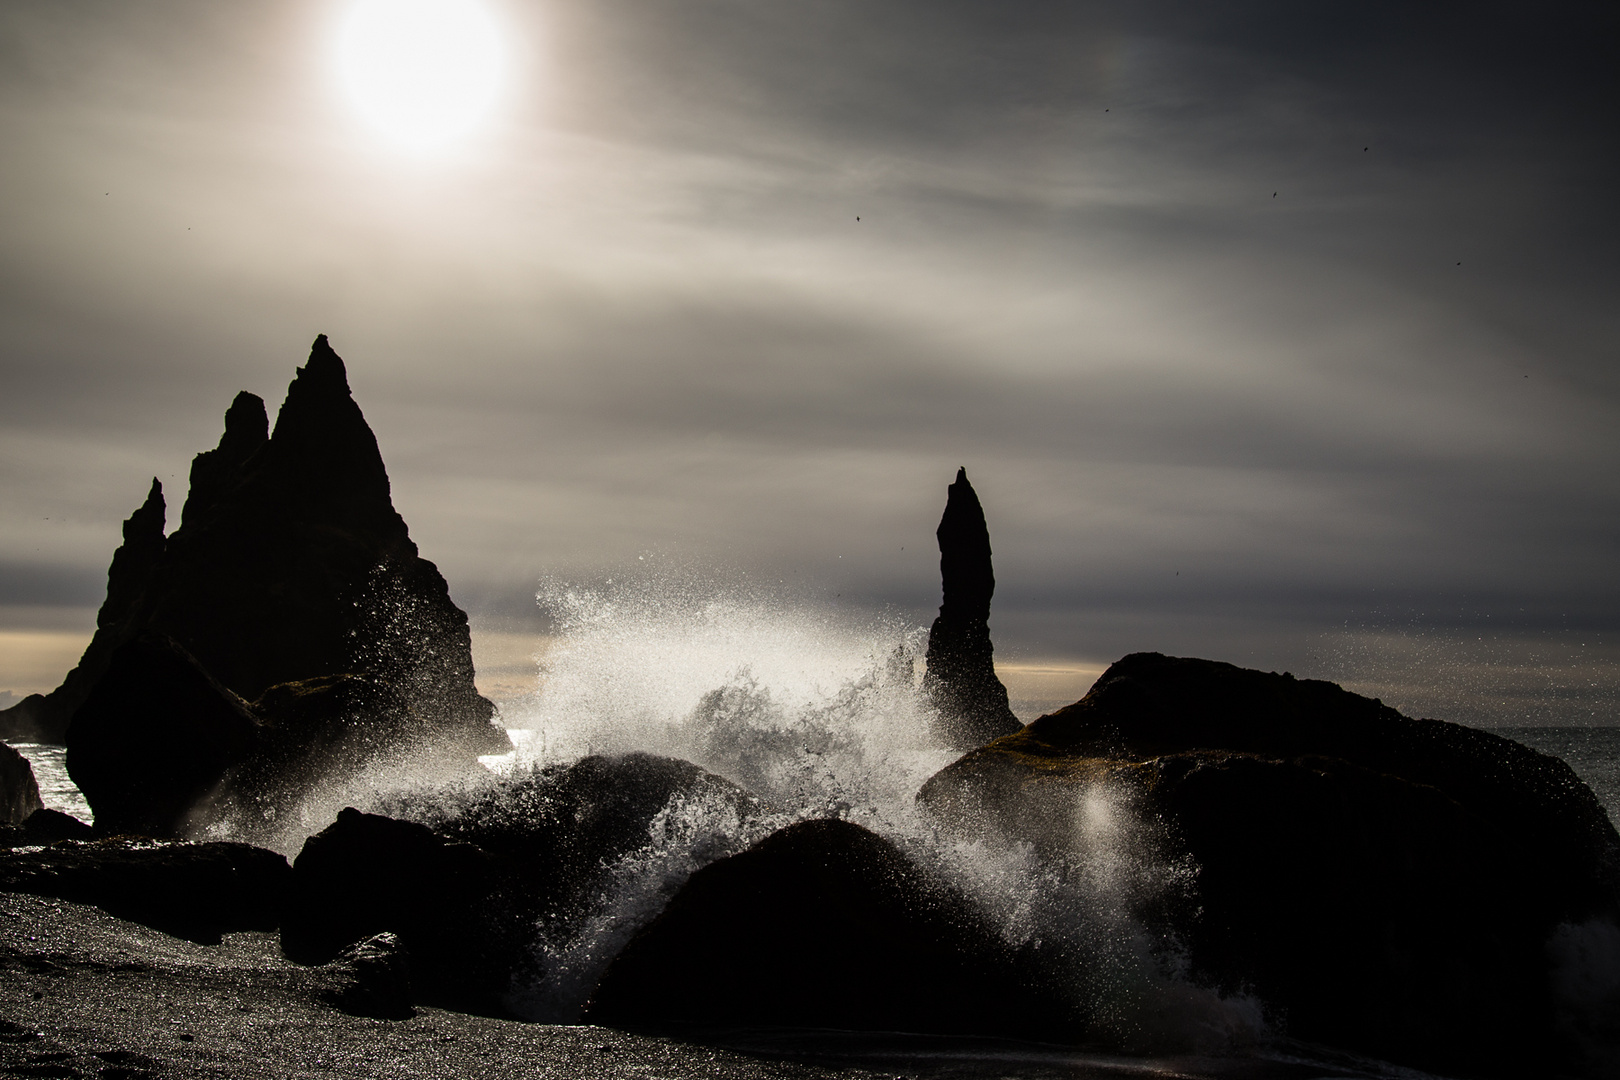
(65, 632, 258, 838)
(0, 479, 167, 743)
(180, 390, 268, 529)
(585, 818, 1042, 1036)
(314, 932, 416, 1020)
(0, 808, 95, 848)
(0, 837, 289, 944)
(917, 652, 1620, 1079)
(923, 468, 1020, 750)
(0, 743, 41, 825)
(4, 336, 505, 765)
(281, 807, 509, 1015)
(282, 754, 768, 1017)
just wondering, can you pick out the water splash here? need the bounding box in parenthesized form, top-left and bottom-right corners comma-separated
(481, 570, 1260, 1044)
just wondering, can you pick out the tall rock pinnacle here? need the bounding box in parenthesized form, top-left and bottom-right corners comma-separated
(923, 468, 1021, 750)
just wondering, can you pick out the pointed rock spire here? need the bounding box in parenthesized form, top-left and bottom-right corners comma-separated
(181, 392, 267, 528)
(923, 468, 1021, 750)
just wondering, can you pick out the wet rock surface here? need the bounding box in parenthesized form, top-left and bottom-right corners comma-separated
(586, 818, 1044, 1037)
(922, 469, 1020, 751)
(918, 651, 1620, 1078)
(280, 808, 506, 1014)
(0, 808, 95, 849)
(315, 932, 415, 1021)
(0, 743, 41, 826)
(64, 634, 257, 838)
(0, 839, 289, 945)
(284, 754, 770, 1017)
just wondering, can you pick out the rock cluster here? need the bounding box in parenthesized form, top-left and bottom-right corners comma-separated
(3, 336, 508, 835)
(917, 652, 1620, 1078)
(922, 469, 1021, 750)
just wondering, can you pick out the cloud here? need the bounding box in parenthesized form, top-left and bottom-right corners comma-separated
(0, 0, 1616, 723)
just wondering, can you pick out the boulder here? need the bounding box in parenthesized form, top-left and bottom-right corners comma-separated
(0, 837, 290, 944)
(0, 742, 41, 825)
(2, 335, 507, 763)
(64, 633, 257, 837)
(917, 652, 1620, 1078)
(585, 818, 1040, 1036)
(314, 932, 416, 1020)
(282, 755, 771, 1018)
(922, 469, 1020, 750)
(0, 808, 95, 848)
(280, 807, 509, 1015)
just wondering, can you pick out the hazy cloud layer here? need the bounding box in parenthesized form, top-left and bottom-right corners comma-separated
(1, 0, 1616, 721)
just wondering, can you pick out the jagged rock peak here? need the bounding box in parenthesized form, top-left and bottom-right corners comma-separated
(220, 391, 269, 454)
(297, 333, 352, 395)
(100, 479, 165, 631)
(124, 478, 165, 544)
(264, 335, 395, 528)
(182, 394, 267, 529)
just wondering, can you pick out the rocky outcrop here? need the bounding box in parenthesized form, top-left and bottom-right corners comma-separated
(4, 334, 509, 834)
(0, 744, 41, 826)
(64, 633, 258, 838)
(585, 818, 1042, 1035)
(923, 468, 1020, 750)
(917, 652, 1620, 1078)
(0, 480, 167, 743)
(282, 754, 770, 1017)
(7, 336, 505, 766)
(0, 837, 290, 944)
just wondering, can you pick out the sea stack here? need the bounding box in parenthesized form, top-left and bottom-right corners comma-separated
(923, 468, 1021, 750)
(4, 335, 506, 831)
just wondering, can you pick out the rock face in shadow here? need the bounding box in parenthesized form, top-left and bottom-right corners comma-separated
(281, 754, 770, 1018)
(64, 633, 258, 837)
(0, 808, 94, 848)
(281, 807, 508, 1014)
(923, 468, 1020, 750)
(917, 652, 1620, 1079)
(5, 335, 508, 833)
(7, 336, 505, 766)
(0, 837, 289, 944)
(0, 744, 41, 826)
(0, 479, 168, 743)
(585, 818, 1040, 1036)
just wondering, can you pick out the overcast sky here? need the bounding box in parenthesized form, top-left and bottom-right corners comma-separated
(2, 0, 1617, 724)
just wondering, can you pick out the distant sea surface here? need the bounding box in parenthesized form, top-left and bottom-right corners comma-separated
(1496, 725, 1620, 826)
(8, 725, 1620, 832)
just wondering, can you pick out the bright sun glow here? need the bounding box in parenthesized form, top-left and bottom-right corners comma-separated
(336, 0, 506, 153)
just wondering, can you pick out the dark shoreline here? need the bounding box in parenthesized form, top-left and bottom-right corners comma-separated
(0, 891, 1455, 1080)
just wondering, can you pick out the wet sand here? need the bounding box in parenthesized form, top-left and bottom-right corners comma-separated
(0, 891, 1439, 1080)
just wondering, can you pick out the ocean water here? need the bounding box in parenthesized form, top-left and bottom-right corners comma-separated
(1495, 726, 1620, 828)
(5, 740, 92, 823)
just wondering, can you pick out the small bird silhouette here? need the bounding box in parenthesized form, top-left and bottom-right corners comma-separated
(855, 216, 860, 221)
(1272, 192, 1277, 198)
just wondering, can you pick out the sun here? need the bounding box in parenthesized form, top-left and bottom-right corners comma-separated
(334, 0, 506, 154)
